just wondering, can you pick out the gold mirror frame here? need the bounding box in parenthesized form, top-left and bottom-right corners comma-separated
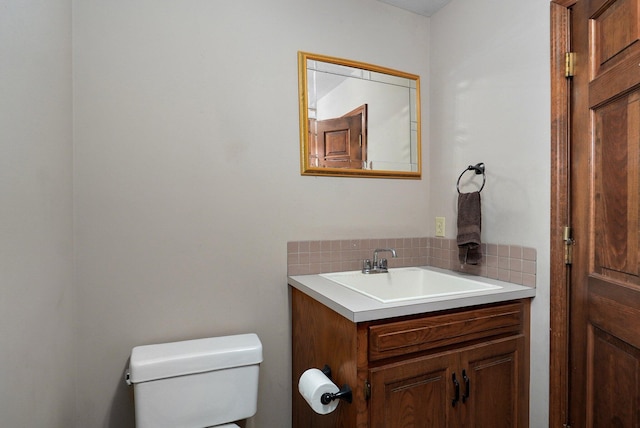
(298, 51, 422, 179)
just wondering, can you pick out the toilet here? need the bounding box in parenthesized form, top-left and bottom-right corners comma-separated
(126, 333, 262, 428)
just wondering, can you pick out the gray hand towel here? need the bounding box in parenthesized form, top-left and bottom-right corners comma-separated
(457, 191, 481, 264)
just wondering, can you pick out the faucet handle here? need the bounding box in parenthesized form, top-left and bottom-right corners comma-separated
(362, 259, 372, 273)
(379, 258, 388, 270)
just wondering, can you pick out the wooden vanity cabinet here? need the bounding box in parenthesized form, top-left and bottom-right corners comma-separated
(369, 335, 525, 428)
(291, 287, 530, 428)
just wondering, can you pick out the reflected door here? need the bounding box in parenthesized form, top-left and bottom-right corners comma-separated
(312, 104, 367, 169)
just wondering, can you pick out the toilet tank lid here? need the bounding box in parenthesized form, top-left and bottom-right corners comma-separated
(128, 333, 262, 384)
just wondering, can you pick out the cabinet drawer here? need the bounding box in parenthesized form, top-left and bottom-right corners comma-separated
(368, 302, 524, 361)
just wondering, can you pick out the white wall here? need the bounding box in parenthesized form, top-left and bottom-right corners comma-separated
(72, 1, 429, 426)
(430, 0, 550, 426)
(0, 1, 75, 426)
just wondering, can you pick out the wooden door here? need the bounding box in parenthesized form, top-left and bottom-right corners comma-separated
(313, 104, 367, 169)
(461, 336, 527, 428)
(369, 351, 455, 428)
(569, 0, 640, 426)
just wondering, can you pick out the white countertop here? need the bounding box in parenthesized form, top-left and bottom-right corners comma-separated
(288, 266, 536, 322)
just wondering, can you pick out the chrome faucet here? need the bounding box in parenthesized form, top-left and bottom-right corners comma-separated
(362, 248, 397, 274)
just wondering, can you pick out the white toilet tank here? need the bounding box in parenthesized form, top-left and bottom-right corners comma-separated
(127, 333, 262, 428)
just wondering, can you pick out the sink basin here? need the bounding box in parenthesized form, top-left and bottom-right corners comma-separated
(320, 267, 502, 303)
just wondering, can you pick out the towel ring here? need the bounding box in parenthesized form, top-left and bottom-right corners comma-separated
(456, 163, 485, 194)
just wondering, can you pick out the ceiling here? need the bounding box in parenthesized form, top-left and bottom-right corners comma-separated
(377, 0, 450, 16)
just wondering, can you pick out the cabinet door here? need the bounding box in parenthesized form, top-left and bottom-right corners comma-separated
(369, 351, 457, 428)
(461, 335, 527, 428)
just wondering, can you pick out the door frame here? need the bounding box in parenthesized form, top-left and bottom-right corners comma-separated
(549, 1, 575, 427)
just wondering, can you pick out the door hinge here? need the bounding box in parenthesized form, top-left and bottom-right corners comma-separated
(563, 226, 574, 265)
(364, 380, 371, 400)
(565, 52, 576, 77)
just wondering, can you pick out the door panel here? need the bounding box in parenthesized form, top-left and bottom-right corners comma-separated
(463, 336, 526, 428)
(385, 371, 446, 427)
(587, 325, 640, 427)
(369, 352, 453, 428)
(590, 0, 640, 77)
(312, 104, 367, 169)
(315, 114, 362, 169)
(570, 0, 640, 426)
(593, 90, 640, 280)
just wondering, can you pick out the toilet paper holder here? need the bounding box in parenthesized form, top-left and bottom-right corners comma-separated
(319, 365, 353, 405)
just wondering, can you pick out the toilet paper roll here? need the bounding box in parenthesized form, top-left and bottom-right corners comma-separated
(298, 368, 340, 415)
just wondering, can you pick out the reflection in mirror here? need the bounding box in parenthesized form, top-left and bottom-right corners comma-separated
(298, 51, 421, 179)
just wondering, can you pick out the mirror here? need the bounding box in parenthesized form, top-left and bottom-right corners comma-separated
(298, 51, 421, 179)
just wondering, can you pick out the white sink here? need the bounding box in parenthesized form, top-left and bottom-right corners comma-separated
(320, 267, 502, 303)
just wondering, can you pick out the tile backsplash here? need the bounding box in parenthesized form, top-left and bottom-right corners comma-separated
(287, 237, 536, 287)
